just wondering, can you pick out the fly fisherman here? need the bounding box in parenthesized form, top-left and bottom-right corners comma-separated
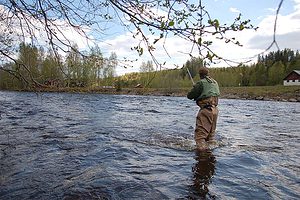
(187, 67, 220, 151)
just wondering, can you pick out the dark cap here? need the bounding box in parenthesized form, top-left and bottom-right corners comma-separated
(199, 67, 209, 76)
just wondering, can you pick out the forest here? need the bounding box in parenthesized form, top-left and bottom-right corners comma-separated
(124, 49, 300, 89)
(0, 42, 299, 90)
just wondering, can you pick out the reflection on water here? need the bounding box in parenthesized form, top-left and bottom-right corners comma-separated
(189, 150, 216, 199)
(0, 91, 299, 199)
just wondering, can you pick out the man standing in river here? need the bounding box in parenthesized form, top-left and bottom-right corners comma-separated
(187, 67, 220, 151)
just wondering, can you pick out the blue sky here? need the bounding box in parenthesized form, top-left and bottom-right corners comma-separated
(89, 0, 300, 75)
(204, 0, 293, 23)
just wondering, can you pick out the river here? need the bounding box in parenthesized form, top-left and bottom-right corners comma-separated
(0, 91, 299, 199)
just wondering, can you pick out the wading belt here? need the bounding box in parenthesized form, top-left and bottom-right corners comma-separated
(197, 96, 218, 109)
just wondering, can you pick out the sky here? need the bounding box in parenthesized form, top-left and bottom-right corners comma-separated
(90, 0, 300, 75)
(1, 0, 299, 76)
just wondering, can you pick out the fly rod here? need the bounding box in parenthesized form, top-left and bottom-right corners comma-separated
(186, 67, 195, 85)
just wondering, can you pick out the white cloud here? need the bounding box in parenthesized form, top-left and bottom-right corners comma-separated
(230, 7, 240, 13)
(208, 0, 300, 66)
(0, 4, 93, 58)
(267, 7, 277, 13)
(247, 2, 300, 51)
(294, 0, 300, 10)
(98, 30, 193, 75)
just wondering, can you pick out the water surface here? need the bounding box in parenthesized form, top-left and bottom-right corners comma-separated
(0, 91, 299, 199)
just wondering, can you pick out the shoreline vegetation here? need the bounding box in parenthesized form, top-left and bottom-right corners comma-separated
(6, 85, 300, 102)
(1, 47, 300, 103)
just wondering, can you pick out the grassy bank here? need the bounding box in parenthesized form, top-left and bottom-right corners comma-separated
(25, 85, 300, 102)
(220, 85, 300, 101)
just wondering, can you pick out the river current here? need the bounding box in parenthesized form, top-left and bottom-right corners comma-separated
(0, 91, 299, 199)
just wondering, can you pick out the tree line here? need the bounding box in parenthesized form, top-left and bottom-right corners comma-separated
(0, 42, 118, 89)
(0, 46, 299, 90)
(117, 48, 300, 89)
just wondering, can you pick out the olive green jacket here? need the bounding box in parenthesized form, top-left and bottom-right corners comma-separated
(187, 76, 220, 101)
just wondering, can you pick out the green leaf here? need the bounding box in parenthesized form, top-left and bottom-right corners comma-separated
(168, 21, 174, 26)
(214, 19, 219, 28)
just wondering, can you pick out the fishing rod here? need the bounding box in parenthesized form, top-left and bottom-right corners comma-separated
(186, 67, 195, 85)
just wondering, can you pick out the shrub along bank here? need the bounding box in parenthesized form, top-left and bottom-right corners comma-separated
(18, 85, 299, 102)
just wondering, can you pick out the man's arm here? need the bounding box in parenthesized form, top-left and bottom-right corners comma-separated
(187, 82, 203, 100)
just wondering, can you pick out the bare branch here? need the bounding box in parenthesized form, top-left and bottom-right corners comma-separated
(0, 0, 287, 88)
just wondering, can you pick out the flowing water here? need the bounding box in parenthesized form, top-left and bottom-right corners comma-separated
(0, 91, 299, 199)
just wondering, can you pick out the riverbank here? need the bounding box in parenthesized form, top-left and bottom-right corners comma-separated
(18, 85, 300, 102)
(220, 86, 300, 102)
